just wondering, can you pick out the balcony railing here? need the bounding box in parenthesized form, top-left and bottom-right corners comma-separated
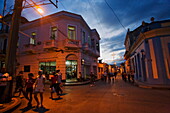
(23, 44, 36, 54)
(64, 38, 81, 48)
(83, 43, 100, 57)
(43, 40, 57, 50)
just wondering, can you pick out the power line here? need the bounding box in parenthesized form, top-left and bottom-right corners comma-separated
(59, 0, 66, 10)
(23, 0, 69, 39)
(104, 0, 127, 31)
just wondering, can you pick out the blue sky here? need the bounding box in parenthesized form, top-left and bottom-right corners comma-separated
(1, 0, 170, 64)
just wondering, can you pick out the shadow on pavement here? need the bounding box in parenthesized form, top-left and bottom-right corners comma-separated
(52, 97, 63, 100)
(20, 106, 35, 112)
(32, 107, 50, 113)
(60, 93, 68, 96)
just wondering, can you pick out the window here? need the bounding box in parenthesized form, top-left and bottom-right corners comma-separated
(91, 39, 95, 49)
(96, 42, 99, 51)
(88, 36, 91, 46)
(39, 61, 56, 74)
(24, 65, 30, 72)
(82, 31, 86, 44)
(51, 26, 57, 40)
(30, 32, 36, 44)
(68, 25, 76, 40)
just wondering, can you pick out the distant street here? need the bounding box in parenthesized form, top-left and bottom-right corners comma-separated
(11, 75, 170, 113)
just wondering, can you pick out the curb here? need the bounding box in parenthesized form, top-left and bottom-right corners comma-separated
(134, 82, 170, 90)
(0, 98, 21, 113)
(64, 81, 91, 86)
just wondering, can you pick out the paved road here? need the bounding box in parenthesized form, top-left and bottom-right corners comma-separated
(11, 75, 170, 113)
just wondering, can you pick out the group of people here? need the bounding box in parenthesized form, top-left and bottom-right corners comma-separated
(102, 71, 117, 83)
(122, 70, 134, 83)
(14, 70, 63, 108)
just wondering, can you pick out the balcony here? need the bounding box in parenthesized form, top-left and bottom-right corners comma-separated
(83, 43, 100, 57)
(23, 44, 36, 54)
(43, 40, 58, 51)
(64, 38, 81, 49)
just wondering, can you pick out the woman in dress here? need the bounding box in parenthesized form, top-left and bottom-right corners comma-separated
(34, 71, 45, 108)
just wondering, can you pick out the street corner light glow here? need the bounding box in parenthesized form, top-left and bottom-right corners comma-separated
(35, 6, 44, 14)
(0, 15, 3, 18)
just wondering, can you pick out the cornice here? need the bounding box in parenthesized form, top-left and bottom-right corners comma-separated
(124, 27, 170, 59)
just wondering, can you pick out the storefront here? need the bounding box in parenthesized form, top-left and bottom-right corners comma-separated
(39, 61, 56, 74)
(65, 54, 78, 82)
(66, 60, 77, 81)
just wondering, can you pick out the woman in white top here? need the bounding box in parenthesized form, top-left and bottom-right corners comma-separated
(34, 71, 45, 108)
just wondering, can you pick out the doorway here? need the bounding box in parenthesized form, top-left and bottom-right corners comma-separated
(66, 60, 77, 82)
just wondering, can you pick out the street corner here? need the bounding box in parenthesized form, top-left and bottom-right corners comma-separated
(0, 97, 21, 113)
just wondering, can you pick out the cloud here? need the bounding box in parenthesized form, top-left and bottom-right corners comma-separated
(2, 0, 170, 64)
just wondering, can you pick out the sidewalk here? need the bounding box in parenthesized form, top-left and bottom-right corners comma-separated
(0, 98, 21, 113)
(134, 80, 170, 90)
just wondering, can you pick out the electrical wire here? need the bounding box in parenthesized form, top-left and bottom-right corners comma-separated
(59, 0, 66, 10)
(104, 0, 127, 31)
(24, 0, 69, 39)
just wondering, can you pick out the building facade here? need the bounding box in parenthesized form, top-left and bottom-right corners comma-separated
(17, 11, 100, 82)
(0, 14, 28, 71)
(124, 18, 170, 85)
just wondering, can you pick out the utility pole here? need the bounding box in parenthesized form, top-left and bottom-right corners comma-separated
(3, 0, 23, 103)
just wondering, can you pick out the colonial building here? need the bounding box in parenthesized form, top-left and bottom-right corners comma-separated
(124, 17, 170, 85)
(17, 11, 100, 82)
(0, 14, 28, 70)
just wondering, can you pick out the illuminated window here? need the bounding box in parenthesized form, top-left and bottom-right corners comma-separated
(51, 26, 57, 40)
(30, 32, 36, 44)
(39, 61, 56, 74)
(96, 42, 99, 51)
(68, 25, 76, 40)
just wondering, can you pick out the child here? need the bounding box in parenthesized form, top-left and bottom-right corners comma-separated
(25, 73, 35, 107)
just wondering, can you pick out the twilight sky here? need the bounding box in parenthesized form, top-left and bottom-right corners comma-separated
(1, 0, 170, 64)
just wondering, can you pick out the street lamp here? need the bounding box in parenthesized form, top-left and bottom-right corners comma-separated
(35, 6, 44, 14)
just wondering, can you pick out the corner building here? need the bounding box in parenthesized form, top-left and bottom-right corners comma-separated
(124, 18, 170, 85)
(17, 11, 100, 82)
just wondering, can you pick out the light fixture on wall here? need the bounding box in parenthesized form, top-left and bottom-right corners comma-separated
(81, 59, 85, 65)
(141, 49, 145, 60)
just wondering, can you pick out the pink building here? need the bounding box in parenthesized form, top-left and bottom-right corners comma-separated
(17, 11, 100, 82)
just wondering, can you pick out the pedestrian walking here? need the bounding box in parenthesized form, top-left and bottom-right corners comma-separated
(14, 71, 29, 100)
(127, 72, 131, 82)
(114, 71, 118, 80)
(78, 72, 83, 82)
(56, 70, 63, 96)
(90, 72, 95, 87)
(103, 71, 107, 82)
(33, 71, 45, 108)
(50, 72, 57, 99)
(130, 70, 135, 83)
(25, 73, 35, 107)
